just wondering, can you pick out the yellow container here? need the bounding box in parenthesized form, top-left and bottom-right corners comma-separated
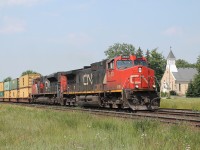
(10, 90, 19, 99)
(19, 88, 32, 98)
(19, 74, 40, 88)
(4, 91, 10, 98)
(0, 82, 4, 92)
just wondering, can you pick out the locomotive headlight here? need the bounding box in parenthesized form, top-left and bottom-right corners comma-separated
(153, 85, 156, 88)
(138, 67, 142, 73)
(135, 85, 139, 89)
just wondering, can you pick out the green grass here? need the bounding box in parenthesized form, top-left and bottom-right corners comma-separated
(161, 97, 200, 111)
(0, 104, 200, 150)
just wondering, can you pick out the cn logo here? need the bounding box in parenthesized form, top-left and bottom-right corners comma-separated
(130, 75, 139, 84)
(83, 74, 93, 85)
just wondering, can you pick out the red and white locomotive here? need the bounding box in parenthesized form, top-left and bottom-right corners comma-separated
(31, 55, 160, 110)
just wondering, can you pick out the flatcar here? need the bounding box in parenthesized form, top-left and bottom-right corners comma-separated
(31, 55, 160, 110)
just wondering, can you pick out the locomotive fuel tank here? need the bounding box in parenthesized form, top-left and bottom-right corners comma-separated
(76, 95, 101, 107)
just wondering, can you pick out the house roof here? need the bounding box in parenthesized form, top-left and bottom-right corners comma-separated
(167, 50, 176, 59)
(172, 68, 197, 82)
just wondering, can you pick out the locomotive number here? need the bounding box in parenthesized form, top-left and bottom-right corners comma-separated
(83, 74, 93, 85)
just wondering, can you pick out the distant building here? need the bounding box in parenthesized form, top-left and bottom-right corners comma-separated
(160, 50, 197, 96)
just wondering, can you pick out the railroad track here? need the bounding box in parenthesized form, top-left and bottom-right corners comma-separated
(1, 102, 200, 127)
(157, 108, 200, 117)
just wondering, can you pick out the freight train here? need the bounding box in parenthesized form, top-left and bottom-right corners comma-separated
(0, 55, 160, 110)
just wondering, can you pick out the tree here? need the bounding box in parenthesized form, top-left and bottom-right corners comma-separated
(192, 55, 200, 97)
(3, 77, 12, 82)
(104, 43, 135, 59)
(145, 49, 150, 61)
(186, 55, 200, 97)
(176, 59, 196, 68)
(21, 70, 40, 76)
(193, 74, 200, 97)
(136, 47, 143, 58)
(196, 55, 200, 74)
(186, 81, 195, 97)
(148, 48, 166, 90)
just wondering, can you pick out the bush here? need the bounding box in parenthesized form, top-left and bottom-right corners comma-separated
(170, 90, 177, 96)
(161, 92, 168, 97)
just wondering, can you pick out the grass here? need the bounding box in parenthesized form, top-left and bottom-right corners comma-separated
(160, 97, 200, 111)
(0, 104, 200, 150)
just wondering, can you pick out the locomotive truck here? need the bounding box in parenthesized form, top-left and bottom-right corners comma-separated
(31, 55, 160, 110)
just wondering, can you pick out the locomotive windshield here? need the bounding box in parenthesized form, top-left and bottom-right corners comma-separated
(134, 60, 148, 66)
(117, 60, 133, 69)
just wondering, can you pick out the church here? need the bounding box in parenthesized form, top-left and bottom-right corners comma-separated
(160, 50, 197, 96)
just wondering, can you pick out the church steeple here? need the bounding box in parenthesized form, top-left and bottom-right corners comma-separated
(167, 50, 176, 59)
(166, 47, 178, 72)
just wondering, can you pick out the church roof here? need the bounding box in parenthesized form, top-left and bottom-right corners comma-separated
(172, 68, 197, 82)
(167, 50, 176, 59)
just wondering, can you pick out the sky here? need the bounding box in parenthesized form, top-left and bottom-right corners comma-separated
(0, 0, 200, 80)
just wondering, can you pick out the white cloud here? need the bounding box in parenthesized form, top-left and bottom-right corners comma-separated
(163, 27, 183, 36)
(0, 17, 26, 34)
(0, 0, 47, 7)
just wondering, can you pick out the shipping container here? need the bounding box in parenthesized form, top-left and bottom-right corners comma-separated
(19, 88, 32, 98)
(10, 90, 19, 99)
(10, 78, 19, 90)
(19, 74, 41, 88)
(4, 91, 10, 98)
(0, 82, 4, 92)
(4, 81, 11, 91)
(0, 91, 4, 97)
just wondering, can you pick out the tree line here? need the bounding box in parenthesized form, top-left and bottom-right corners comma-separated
(3, 70, 40, 82)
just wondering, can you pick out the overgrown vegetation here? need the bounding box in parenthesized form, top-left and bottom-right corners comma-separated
(0, 104, 199, 150)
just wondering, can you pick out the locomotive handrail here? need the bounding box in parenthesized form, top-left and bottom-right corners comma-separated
(153, 76, 160, 92)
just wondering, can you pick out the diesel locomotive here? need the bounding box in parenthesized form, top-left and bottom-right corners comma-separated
(31, 55, 160, 110)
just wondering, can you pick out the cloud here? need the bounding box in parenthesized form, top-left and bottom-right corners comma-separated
(0, 17, 26, 34)
(0, 0, 47, 7)
(163, 27, 183, 36)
